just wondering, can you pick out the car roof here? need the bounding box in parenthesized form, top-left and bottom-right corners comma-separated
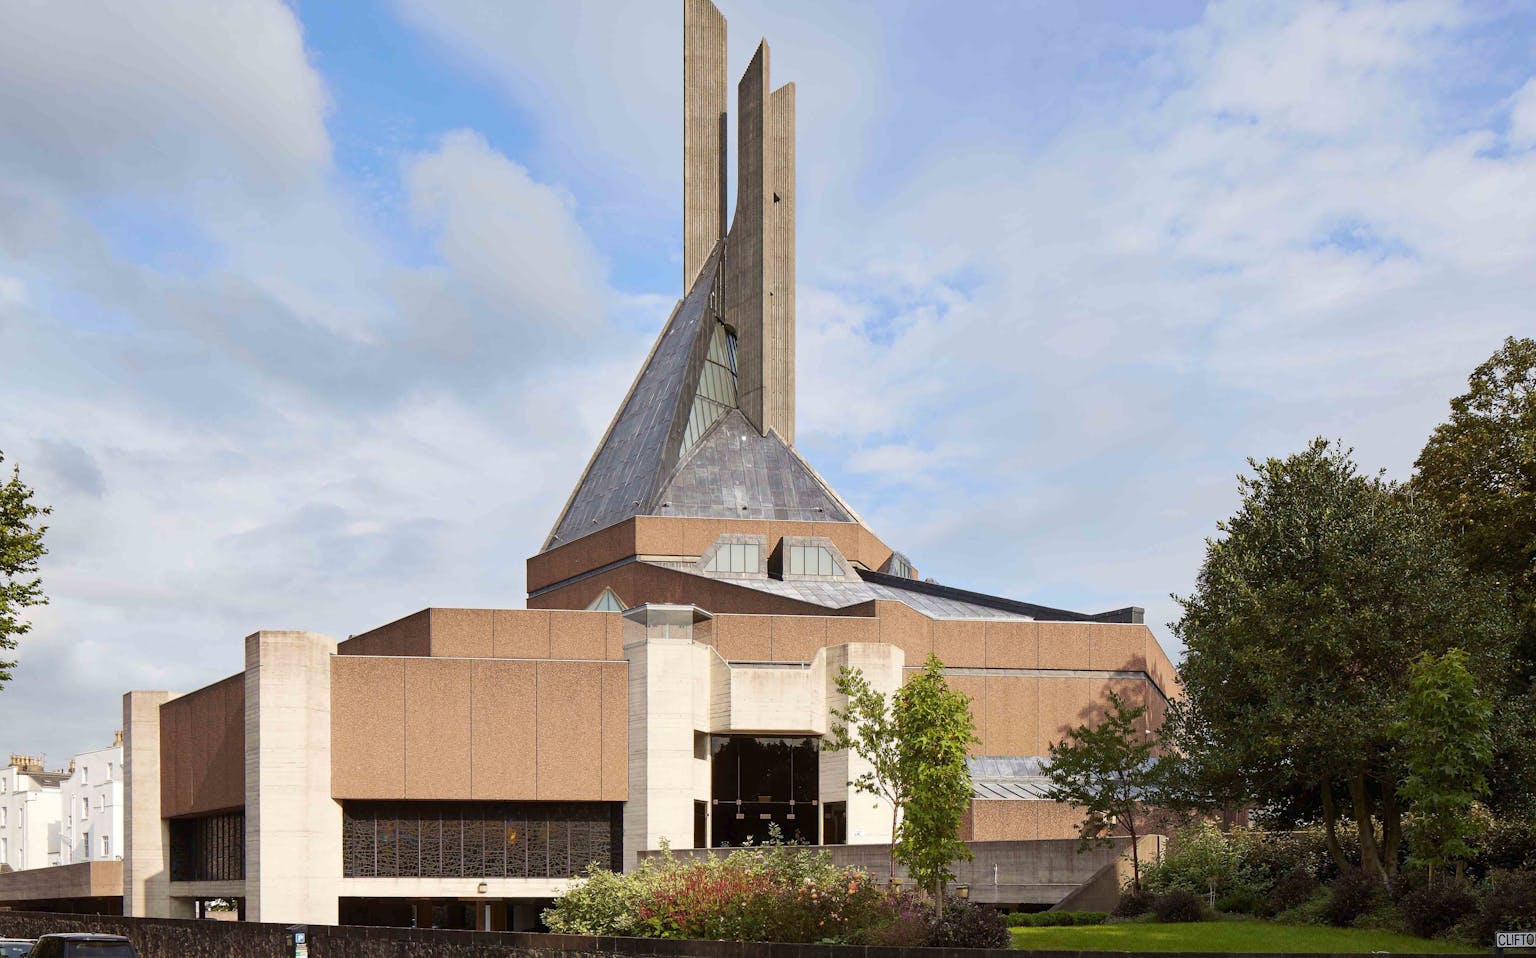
(38, 934, 131, 941)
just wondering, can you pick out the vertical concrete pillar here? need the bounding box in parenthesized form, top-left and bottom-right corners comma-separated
(243, 630, 340, 924)
(123, 690, 182, 917)
(766, 81, 796, 445)
(683, 0, 727, 292)
(622, 607, 708, 868)
(820, 643, 903, 849)
(726, 41, 796, 443)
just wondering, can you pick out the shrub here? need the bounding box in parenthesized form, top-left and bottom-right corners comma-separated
(1323, 869, 1383, 927)
(927, 901, 1010, 949)
(1258, 866, 1320, 918)
(1151, 889, 1208, 923)
(1478, 818, 1536, 874)
(1007, 911, 1108, 927)
(1215, 884, 1264, 915)
(1113, 886, 1153, 917)
(1474, 869, 1536, 945)
(1143, 823, 1248, 898)
(1399, 881, 1478, 940)
(851, 891, 934, 948)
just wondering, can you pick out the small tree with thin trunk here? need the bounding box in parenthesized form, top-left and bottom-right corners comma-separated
(893, 654, 977, 916)
(1041, 691, 1162, 890)
(1397, 648, 1493, 883)
(827, 665, 906, 880)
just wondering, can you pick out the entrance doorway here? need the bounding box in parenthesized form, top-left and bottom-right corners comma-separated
(709, 735, 819, 846)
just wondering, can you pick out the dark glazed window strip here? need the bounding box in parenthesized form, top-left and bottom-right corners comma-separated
(341, 801, 621, 879)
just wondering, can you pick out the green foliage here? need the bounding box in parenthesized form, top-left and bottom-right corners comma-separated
(1473, 869, 1536, 945)
(1009, 918, 1485, 954)
(1113, 886, 1154, 918)
(1172, 439, 1514, 880)
(1142, 822, 1257, 901)
(826, 665, 905, 876)
(1323, 869, 1384, 927)
(1006, 911, 1108, 927)
(891, 653, 977, 900)
(1412, 336, 1536, 815)
(1150, 889, 1209, 923)
(0, 452, 50, 692)
(1396, 650, 1493, 876)
(1042, 690, 1163, 888)
(1397, 880, 1478, 940)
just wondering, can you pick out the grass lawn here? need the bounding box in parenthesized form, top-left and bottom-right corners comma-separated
(1010, 920, 1486, 954)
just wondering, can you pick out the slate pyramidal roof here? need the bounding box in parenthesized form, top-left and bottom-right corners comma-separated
(544, 244, 858, 550)
(538, 244, 1141, 625)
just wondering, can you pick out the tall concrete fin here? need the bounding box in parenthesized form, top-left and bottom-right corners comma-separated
(683, 0, 727, 292)
(727, 41, 772, 439)
(767, 81, 796, 445)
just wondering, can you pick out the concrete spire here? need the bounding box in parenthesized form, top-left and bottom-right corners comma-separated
(727, 41, 796, 444)
(683, 0, 727, 292)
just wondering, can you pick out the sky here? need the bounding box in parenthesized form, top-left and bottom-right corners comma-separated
(2, 0, 1535, 763)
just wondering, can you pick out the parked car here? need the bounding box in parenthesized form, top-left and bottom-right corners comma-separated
(21, 935, 137, 957)
(0, 939, 34, 958)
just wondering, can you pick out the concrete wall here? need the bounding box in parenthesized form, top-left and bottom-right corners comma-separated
(244, 630, 341, 924)
(329, 657, 627, 803)
(0, 860, 122, 906)
(123, 690, 180, 919)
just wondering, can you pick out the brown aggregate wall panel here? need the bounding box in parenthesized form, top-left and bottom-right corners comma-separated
(469, 660, 538, 800)
(932, 620, 985, 668)
(549, 610, 610, 659)
(943, 674, 987, 756)
(531, 562, 833, 617)
(536, 662, 604, 800)
(160, 674, 245, 818)
(605, 614, 625, 660)
(1037, 621, 1093, 670)
(970, 800, 1041, 841)
(403, 659, 473, 799)
(527, 518, 637, 593)
(428, 608, 493, 658)
(339, 609, 430, 657)
(826, 616, 879, 647)
(1038, 676, 1092, 752)
(874, 601, 932, 662)
(1090, 624, 1149, 672)
(600, 663, 629, 801)
(771, 615, 826, 662)
(984, 675, 1041, 757)
(493, 610, 551, 659)
(331, 656, 406, 799)
(713, 614, 774, 661)
(983, 621, 1040, 669)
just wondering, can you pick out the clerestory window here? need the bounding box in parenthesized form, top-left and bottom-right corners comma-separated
(704, 541, 759, 575)
(680, 322, 738, 456)
(586, 589, 626, 612)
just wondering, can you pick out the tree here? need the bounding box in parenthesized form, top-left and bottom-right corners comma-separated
(827, 654, 978, 914)
(1042, 691, 1163, 889)
(827, 665, 907, 880)
(1396, 649, 1493, 882)
(0, 451, 50, 692)
(1173, 439, 1513, 882)
(1411, 335, 1536, 815)
(892, 654, 976, 914)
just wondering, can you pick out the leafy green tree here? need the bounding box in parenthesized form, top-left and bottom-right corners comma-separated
(1411, 335, 1536, 815)
(1173, 439, 1512, 882)
(892, 654, 976, 914)
(1396, 649, 1493, 882)
(1042, 690, 1164, 889)
(827, 665, 907, 879)
(0, 452, 50, 692)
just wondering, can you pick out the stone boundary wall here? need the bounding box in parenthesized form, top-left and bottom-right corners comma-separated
(0, 911, 1452, 958)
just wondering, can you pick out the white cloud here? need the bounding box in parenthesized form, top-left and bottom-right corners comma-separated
(1507, 77, 1536, 149)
